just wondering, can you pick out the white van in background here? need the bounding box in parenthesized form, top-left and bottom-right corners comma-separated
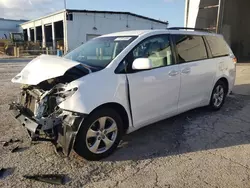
(10, 28, 236, 160)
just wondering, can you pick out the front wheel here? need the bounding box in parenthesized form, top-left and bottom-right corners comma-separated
(74, 108, 123, 161)
(209, 80, 227, 110)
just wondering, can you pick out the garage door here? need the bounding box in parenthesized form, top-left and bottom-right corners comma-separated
(86, 34, 101, 41)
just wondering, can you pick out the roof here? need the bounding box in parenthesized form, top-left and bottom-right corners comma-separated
(101, 30, 153, 37)
(168, 29, 221, 36)
(21, 9, 168, 26)
(0, 18, 28, 22)
(67, 9, 168, 25)
(20, 9, 66, 25)
(100, 29, 221, 37)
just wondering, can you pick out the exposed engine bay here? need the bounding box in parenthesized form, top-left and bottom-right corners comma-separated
(9, 55, 91, 156)
(10, 84, 82, 155)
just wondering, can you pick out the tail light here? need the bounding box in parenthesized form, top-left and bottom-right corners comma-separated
(229, 53, 237, 64)
(231, 56, 237, 70)
(232, 57, 237, 64)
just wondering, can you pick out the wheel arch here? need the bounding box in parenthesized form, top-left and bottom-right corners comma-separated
(215, 77, 229, 94)
(87, 102, 130, 133)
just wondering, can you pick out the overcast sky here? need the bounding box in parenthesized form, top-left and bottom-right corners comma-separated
(0, 0, 185, 26)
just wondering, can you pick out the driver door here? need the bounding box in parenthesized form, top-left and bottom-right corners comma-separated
(125, 35, 181, 128)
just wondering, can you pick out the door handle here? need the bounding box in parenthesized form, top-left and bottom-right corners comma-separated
(181, 67, 191, 74)
(168, 70, 179, 76)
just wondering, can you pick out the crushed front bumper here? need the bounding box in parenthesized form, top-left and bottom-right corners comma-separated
(9, 102, 86, 156)
(9, 102, 40, 135)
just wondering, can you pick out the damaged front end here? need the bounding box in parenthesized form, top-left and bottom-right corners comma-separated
(9, 55, 90, 156)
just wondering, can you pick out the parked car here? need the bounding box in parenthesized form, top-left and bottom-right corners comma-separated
(10, 29, 236, 160)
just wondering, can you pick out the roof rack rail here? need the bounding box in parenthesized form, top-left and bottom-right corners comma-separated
(168, 27, 212, 33)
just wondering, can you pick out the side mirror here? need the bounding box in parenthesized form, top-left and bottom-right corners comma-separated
(132, 58, 153, 70)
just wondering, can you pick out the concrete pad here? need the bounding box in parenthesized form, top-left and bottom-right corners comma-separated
(233, 63, 250, 95)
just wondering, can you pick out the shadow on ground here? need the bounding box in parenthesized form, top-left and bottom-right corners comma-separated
(233, 84, 250, 96)
(103, 92, 250, 162)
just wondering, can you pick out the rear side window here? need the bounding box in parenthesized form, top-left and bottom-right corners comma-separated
(173, 35, 207, 63)
(205, 36, 230, 58)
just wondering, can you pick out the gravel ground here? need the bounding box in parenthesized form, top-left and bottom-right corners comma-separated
(1, 61, 250, 188)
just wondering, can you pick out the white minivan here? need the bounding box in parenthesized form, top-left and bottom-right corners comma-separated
(10, 29, 236, 160)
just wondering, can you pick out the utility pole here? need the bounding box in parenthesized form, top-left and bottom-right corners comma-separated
(64, 0, 67, 9)
(184, 0, 190, 27)
(63, 0, 67, 53)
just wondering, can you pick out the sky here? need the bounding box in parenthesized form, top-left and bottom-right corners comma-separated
(0, 0, 185, 26)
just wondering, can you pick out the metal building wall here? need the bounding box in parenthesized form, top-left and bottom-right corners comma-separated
(66, 12, 168, 51)
(0, 19, 26, 39)
(223, 0, 250, 61)
(21, 11, 65, 48)
(21, 10, 168, 53)
(185, 0, 250, 61)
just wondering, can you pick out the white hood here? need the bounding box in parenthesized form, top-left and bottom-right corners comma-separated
(12, 55, 81, 85)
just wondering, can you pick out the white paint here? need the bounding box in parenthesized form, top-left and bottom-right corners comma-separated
(11, 55, 80, 85)
(127, 64, 181, 127)
(52, 22, 55, 48)
(184, 0, 201, 28)
(27, 28, 31, 41)
(20, 10, 168, 53)
(58, 70, 133, 128)
(42, 23, 45, 47)
(102, 30, 149, 37)
(178, 59, 216, 113)
(66, 12, 168, 51)
(132, 58, 153, 70)
(114, 37, 132, 41)
(12, 30, 236, 135)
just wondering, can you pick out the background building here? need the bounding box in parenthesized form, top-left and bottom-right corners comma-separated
(185, 0, 250, 61)
(0, 18, 27, 39)
(20, 9, 169, 52)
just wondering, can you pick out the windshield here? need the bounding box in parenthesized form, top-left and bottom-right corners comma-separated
(64, 36, 137, 68)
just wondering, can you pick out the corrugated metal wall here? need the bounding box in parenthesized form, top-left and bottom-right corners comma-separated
(0, 19, 25, 39)
(185, 0, 250, 61)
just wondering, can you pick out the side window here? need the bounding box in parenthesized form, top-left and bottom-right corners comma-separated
(127, 35, 173, 70)
(173, 35, 207, 63)
(206, 36, 230, 58)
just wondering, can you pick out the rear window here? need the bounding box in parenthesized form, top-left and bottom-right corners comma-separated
(205, 36, 230, 58)
(173, 35, 207, 63)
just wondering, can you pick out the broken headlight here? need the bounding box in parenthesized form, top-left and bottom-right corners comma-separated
(56, 87, 78, 104)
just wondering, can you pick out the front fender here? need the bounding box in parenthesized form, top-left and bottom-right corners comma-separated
(58, 69, 132, 126)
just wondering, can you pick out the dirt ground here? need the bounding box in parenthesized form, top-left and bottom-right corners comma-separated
(1, 60, 250, 188)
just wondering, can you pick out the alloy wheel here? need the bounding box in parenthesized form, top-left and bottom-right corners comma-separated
(213, 85, 224, 107)
(86, 116, 118, 154)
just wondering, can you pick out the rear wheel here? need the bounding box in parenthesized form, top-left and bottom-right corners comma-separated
(74, 108, 123, 161)
(209, 80, 227, 110)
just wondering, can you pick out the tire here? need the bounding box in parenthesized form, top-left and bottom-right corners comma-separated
(74, 108, 123, 161)
(209, 80, 227, 110)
